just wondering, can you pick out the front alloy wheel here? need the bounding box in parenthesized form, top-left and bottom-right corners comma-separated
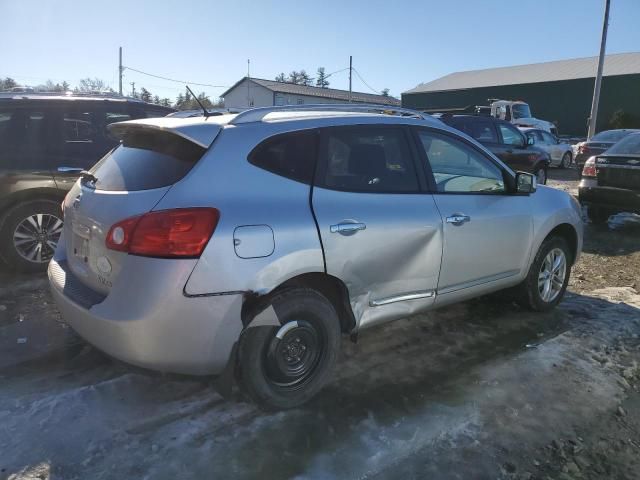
(516, 236, 571, 312)
(538, 248, 567, 303)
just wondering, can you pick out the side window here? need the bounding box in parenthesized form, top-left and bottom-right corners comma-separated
(469, 119, 498, 143)
(498, 123, 524, 146)
(316, 127, 419, 193)
(0, 108, 49, 170)
(63, 111, 96, 144)
(417, 130, 505, 194)
(541, 131, 556, 144)
(248, 130, 317, 184)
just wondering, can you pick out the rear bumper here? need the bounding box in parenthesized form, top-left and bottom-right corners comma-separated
(578, 178, 640, 213)
(48, 248, 243, 376)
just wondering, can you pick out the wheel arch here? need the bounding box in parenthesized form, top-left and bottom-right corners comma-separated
(0, 188, 64, 218)
(241, 272, 356, 334)
(544, 223, 579, 265)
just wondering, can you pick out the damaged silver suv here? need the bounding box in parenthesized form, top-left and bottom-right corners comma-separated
(49, 105, 583, 409)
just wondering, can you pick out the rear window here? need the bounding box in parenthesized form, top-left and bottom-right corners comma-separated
(91, 130, 205, 191)
(605, 133, 640, 155)
(591, 130, 637, 143)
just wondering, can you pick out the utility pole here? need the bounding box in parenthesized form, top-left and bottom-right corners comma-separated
(118, 46, 123, 96)
(348, 55, 353, 103)
(587, 0, 611, 139)
(247, 59, 251, 107)
(130, 81, 135, 98)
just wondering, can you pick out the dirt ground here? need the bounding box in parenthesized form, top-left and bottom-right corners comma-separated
(1, 168, 639, 480)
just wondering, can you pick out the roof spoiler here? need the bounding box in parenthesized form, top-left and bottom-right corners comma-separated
(108, 117, 222, 149)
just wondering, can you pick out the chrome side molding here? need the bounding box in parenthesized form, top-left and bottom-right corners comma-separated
(369, 290, 435, 307)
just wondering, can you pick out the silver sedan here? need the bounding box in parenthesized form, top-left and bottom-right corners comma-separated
(521, 128, 573, 168)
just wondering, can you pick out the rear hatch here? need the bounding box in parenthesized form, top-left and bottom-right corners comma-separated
(62, 118, 221, 295)
(596, 155, 640, 190)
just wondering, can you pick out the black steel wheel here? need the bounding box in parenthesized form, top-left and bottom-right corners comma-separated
(238, 288, 341, 410)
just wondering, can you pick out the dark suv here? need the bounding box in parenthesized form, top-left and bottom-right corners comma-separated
(0, 93, 174, 272)
(438, 114, 551, 184)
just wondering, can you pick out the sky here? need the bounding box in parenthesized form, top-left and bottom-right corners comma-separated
(1, 0, 639, 102)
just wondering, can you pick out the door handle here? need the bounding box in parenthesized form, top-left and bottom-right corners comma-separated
(330, 222, 366, 235)
(57, 166, 84, 173)
(446, 214, 471, 226)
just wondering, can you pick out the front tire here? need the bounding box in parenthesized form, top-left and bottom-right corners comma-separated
(0, 200, 63, 273)
(237, 288, 341, 409)
(517, 236, 571, 312)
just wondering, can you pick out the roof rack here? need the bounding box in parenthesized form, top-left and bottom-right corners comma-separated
(229, 104, 427, 125)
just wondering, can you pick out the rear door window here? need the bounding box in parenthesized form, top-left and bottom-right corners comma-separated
(315, 126, 419, 193)
(91, 130, 205, 191)
(0, 107, 51, 170)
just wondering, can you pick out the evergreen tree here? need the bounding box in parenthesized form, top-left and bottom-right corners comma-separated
(275, 73, 287, 82)
(381, 88, 390, 97)
(140, 87, 152, 103)
(315, 67, 329, 88)
(152, 95, 161, 105)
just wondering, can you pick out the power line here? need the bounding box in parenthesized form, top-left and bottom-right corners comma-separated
(352, 68, 383, 95)
(123, 66, 230, 89)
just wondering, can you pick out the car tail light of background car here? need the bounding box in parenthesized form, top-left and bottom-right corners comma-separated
(578, 144, 591, 155)
(106, 208, 220, 258)
(582, 157, 597, 177)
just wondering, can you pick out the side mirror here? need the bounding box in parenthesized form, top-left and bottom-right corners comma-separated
(515, 171, 536, 194)
(526, 136, 535, 146)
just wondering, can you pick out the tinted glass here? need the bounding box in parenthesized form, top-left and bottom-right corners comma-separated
(248, 130, 316, 184)
(91, 130, 205, 191)
(591, 130, 638, 143)
(317, 127, 418, 193)
(451, 118, 498, 143)
(0, 107, 49, 170)
(605, 133, 640, 155)
(418, 130, 505, 193)
(498, 123, 524, 146)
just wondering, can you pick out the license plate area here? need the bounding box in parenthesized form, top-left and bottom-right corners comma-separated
(71, 222, 91, 262)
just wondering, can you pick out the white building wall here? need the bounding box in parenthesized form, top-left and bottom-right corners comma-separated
(223, 79, 368, 108)
(223, 79, 274, 108)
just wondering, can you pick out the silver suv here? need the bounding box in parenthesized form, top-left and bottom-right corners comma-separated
(48, 105, 583, 409)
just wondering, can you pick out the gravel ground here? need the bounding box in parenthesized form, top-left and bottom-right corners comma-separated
(1, 168, 639, 480)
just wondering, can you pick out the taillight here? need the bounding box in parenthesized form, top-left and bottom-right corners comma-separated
(106, 208, 219, 258)
(578, 144, 590, 155)
(582, 157, 597, 177)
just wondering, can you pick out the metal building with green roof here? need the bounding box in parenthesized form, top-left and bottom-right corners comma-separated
(402, 52, 640, 136)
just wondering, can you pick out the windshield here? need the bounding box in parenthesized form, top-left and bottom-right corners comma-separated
(605, 132, 640, 155)
(591, 130, 638, 143)
(511, 104, 532, 119)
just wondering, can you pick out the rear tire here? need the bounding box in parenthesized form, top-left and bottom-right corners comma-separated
(237, 288, 341, 410)
(560, 152, 571, 169)
(535, 166, 548, 185)
(0, 200, 63, 273)
(516, 236, 571, 312)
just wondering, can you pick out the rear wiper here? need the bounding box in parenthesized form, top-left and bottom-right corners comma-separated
(80, 171, 98, 185)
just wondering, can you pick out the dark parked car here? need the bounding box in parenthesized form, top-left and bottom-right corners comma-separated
(0, 93, 174, 272)
(579, 132, 640, 224)
(574, 129, 640, 167)
(438, 114, 551, 184)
